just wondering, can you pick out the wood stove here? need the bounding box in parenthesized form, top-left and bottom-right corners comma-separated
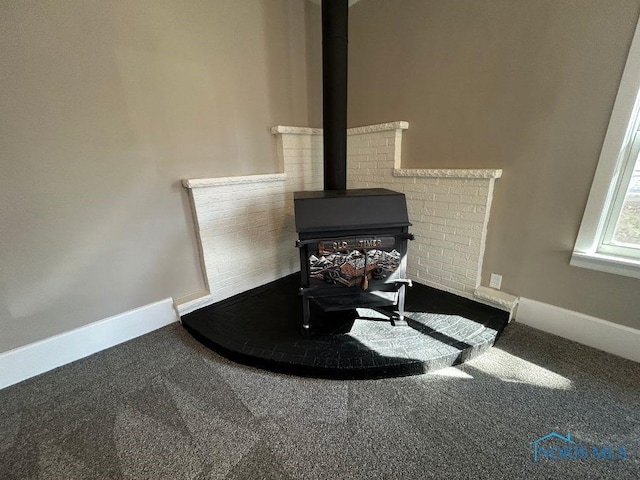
(292, 0, 413, 333)
(294, 189, 413, 332)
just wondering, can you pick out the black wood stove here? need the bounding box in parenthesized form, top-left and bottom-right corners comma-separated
(294, 189, 413, 332)
(292, 0, 413, 334)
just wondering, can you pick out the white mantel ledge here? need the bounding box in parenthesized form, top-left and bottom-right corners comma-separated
(393, 168, 502, 179)
(271, 121, 409, 136)
(182, 173, 286, 189)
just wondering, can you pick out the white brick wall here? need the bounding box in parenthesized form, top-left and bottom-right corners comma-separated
(344, 123, 501, 296)
(183, 174, 295, 304)
(181, 129, 324, 308)
(182, 121, 501, 311)
(396, 177, 497, 295)
(274, 122, 501, 297)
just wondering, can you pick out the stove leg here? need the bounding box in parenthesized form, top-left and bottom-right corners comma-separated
(302, 297, 311, 335)
(391, 286, 408, 326)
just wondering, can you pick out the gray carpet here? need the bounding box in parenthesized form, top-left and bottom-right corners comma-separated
(0, 322, 638, 479)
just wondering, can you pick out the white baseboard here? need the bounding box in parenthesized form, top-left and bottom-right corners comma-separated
(516, 298, 640, 363)
(0, 298, 179, 390)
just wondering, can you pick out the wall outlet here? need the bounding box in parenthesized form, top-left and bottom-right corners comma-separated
(489, 273, 502, 290)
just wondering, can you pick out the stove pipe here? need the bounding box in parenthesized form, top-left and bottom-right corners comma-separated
(322, 0, 348, 191)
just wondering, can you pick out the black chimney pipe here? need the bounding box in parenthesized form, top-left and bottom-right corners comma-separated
(322, 0, 348, 191)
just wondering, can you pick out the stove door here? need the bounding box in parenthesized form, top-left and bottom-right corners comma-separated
(308, 236, 402, 288)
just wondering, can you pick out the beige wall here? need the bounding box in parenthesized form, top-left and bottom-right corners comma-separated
(4, 0, 639, 354)
(0, 0, 314, 352)
(305, 2, 323, 127)
(349, 0, 640, 329)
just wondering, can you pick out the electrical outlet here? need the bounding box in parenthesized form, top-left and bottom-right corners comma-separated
(489, 273, 502, 290)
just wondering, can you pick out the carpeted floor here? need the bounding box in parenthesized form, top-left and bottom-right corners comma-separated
(0, 322, 638, 479)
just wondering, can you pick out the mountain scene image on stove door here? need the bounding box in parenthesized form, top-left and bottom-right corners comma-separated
(309, 237, 402, 287)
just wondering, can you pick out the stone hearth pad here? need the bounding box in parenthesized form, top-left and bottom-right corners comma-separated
(181, 274, 509, 379)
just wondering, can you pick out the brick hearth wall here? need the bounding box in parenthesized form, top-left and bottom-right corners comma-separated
(274, 123, 501, 297)
(181, 122, 500, 313)
(345, 124, 501, 296)
(183, 175, 291, 305)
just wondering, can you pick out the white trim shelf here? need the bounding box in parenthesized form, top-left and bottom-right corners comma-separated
(271, 121, 409, 136)
(347, 121, 409, 135)
(182, 173, 286, 189)
(393, 168, 503, 179)
(270, 126, 323, 135)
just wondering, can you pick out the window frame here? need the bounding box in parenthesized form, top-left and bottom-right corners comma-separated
(598, 130, 640, 258)
(571, 16, 640, 279)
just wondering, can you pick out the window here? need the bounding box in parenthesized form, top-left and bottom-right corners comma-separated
(600, 139, 640, 256)
(571, 17, 640, 279)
